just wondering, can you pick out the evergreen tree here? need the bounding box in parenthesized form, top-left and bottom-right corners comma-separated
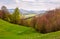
(12, 8, 21, 24)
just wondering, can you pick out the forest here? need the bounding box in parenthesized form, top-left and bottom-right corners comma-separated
(0, 6, 60, 34)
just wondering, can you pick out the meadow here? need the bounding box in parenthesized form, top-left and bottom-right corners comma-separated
(0, 19, 60, 39)
(0, 6, 60, 39)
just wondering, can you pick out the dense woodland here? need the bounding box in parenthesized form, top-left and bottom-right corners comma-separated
(0, 6, 60, 33)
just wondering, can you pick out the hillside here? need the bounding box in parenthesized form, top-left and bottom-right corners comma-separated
(0, 19, 60, 39)
(31, 9, 60, 33)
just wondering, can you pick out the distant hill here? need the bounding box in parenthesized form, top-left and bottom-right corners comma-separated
(8, 9, 14, 13)
(8, 9, 46, 15)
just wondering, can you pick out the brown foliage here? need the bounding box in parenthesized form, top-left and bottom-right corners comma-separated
(31, 8, 60, 33)
(20, 19, 28, 26)
(0, 10, 3, 19)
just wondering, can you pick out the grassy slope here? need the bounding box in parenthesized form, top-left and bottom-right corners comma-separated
(0, 19, 60, 39)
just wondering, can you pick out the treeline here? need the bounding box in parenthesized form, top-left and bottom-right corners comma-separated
(0, 6, 22, 24)
(0, 6, 32, 26)
(0, 6, 60, 33)
(31, 8, 60, 33)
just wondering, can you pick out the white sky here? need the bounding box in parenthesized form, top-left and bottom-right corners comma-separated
(0, 0, 60, 11)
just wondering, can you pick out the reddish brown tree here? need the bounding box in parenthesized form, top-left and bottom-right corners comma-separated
(31, 8, 60, 33)
(0, 10, 3, 19)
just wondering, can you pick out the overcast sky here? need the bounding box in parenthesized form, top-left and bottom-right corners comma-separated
(0, 0, 60, 11)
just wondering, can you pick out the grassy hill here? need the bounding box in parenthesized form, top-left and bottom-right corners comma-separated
(0, 19, 60, 39)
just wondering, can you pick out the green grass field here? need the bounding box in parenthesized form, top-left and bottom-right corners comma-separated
(0, 19, 60, 39)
